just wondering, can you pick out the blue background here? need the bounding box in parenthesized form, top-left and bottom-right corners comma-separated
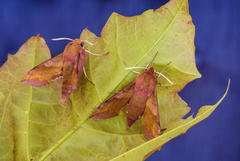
(0, 0, 239, 160)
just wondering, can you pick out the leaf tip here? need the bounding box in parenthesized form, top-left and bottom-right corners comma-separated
(36, 33, 41, 37)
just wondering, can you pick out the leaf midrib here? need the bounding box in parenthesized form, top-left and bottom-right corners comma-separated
(106, 1, 186, 98)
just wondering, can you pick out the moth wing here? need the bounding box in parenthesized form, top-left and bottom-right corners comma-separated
(90, 80, 136, 119)
(21, 53, 63, 87)
(61, 52, 80, 104)
(77, 48, 86, 82)
(142, 88, 161, 140)
(61, 41, 87, 104)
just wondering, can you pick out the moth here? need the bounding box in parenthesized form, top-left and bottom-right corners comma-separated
(90, 53, 173, 140)
(21, 37, 108, 104)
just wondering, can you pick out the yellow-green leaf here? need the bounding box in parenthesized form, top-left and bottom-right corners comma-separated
(0, 0, 229, 160)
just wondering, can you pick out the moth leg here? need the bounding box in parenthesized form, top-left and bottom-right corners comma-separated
(82, 66, 94, 85)
(157, 83, 167, 89)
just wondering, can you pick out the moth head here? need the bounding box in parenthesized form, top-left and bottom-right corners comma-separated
(123, 52, 173, 85)
(73, 39, 84, 47)
(51, 37, 108, 57)
(146, 66, 156, 74)
(80, 41, 84, 47)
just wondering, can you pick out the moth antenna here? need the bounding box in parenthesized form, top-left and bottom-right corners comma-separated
(126, 69, 140, 74)
(51, 37, 74, 41)
(123, 61, 140, 74)
(156, 72, 174, 85)
(146, 52, 158, 69)
(82, 66, 94, 85)
(125, 67, 146, 70)
(157, 61, 173, 85)
(85, 50, 109, 56)
(157, 61, 171, 78)
(81, 40, 94, 46)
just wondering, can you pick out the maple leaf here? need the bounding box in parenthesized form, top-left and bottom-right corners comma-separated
(0, 0, 229, 160)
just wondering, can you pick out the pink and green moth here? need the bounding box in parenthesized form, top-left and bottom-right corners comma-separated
(90, 53, 173, 140)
